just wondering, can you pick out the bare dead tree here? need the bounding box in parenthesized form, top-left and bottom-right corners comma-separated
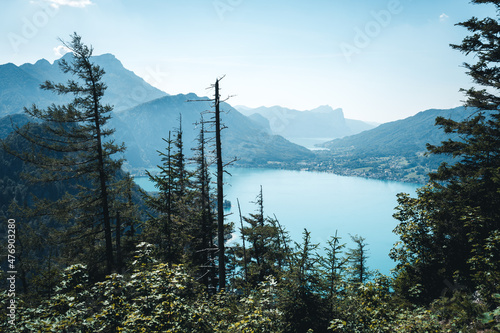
(188, 76, 236, 291)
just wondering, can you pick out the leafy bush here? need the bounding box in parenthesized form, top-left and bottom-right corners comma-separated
(9, 243, 286, 332)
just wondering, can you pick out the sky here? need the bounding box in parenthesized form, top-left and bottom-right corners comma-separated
(0, 0, 497, 123)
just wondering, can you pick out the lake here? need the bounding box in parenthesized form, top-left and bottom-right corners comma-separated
(134, 167, 420, 276)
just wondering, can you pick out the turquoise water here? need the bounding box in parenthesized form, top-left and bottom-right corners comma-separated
(134, 167, 419, 276)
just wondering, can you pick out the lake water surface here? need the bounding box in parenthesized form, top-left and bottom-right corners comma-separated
(134, 167, 420, 276)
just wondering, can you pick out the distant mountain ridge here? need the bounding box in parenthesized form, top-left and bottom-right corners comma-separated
(0, 53, 167, 117)
(319, 107, 468, 155)
(110, 93, 314, 171)
(312, 106, 477, 182)
(236, 105, 376, 147)
(0, 54, 314, 172)
(3, 54, 475, 183)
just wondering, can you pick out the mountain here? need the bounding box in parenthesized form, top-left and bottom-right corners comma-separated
(0, 118, 147, 222)
(0, 113, 31, 139)
(345, 119, 378, 135)
(0, 54, 314, 173)
(320, 107, 467, 155)
(236, 105, 376, 148)
(110, 94, 315, 172)
(0, 53, 167, 117)
(314, 106, 474, 182)
(0, 99, 313, 179)
(0, 63, 54, 116)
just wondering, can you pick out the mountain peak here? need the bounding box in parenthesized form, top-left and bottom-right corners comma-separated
(34, 58, 51, 67)
(55, 52, 121, 66)
(234, 104, 373, 144)
(309, 105, 343, 115)
(0, 53, 167, 116)
(98, 53, 117, 60)
(0, 63, 19, 70)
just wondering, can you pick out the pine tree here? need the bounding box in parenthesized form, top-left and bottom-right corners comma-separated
(187, 78, 236, 291)
(346, 234, 370, 284)
(110, 172, 142, 272)
(4, 33, 125, 275)
(144, 117, 195, 264)
(144, 133, 175, 261)
(236, 187, 282, 286)
(392, 0, 500, 305)
(279, 229, 328, 333)
(320, 231, 348, 314)
(190, 117, 217, 292)
(390, 189, 445, 303)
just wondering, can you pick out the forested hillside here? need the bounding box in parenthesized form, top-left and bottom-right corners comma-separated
(0, 54, 314, 173)
(313, 107, 475, 182)
(110, 93, 315, 172)
(320, 107, 468, 155)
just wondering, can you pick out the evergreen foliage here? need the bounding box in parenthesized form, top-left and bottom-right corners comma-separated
(391, 0, 500, 312)
(143, 121, 195, 265)
(234, 187, 285, 287)
(346, 234, 370, 285)
(0, 33, 140, 285)
(143, 115, 222, 292)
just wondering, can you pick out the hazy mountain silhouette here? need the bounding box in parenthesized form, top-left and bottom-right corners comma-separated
(236, 105, 375, 147)
(319, 106, 470, 156)
(111, 93, 315, 171)
(0, 54, 314, 172)
(0, 53, 167, 117)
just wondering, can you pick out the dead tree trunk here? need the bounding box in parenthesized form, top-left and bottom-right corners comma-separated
(215, 78, 226, 291)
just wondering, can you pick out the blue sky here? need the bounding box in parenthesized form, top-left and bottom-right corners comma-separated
(0, 0, 496, 122)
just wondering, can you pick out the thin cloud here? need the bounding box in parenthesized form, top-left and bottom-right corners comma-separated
(53, 45, 71, 57)
(439, 13, 449, 22)
(46, 0, 93, 8)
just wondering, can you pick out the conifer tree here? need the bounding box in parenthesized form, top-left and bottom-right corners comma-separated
(279, 229, 327, 333)
(190, 117, 217, 292)
(144, 117, 196, 264)
(236, 187, 282, 286)
(346, 234, 370, 284)
(172, 116, 191, 205)
(320, 231, 348, 313)
(188, 77, 236, 291)
(392, 0, 500, 305)
(144, 133, 175, 261)
(110, 172, 142, 272)
(5, 33, 125, 274)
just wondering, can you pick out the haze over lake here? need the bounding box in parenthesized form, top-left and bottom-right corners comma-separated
(135, 167, 420, 276)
